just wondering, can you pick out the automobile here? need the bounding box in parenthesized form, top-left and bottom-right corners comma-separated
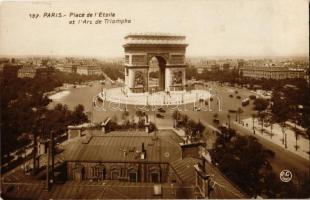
(157, 108, 166, 113)
(249, 95, 257, 100)
(156, 113, 164, 118)
(264, 122, 271, 127)
(228, 109, 237, 113)
(242, 98, 250, 106)
(194, 107, 201, 111)
(213, 119, 220, 124)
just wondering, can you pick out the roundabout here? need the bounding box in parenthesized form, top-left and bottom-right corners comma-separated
(94, 33, 213, 107)
(97, 87, 211, 106)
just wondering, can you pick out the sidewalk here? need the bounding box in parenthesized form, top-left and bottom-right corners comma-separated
(234, 118, 309, 160)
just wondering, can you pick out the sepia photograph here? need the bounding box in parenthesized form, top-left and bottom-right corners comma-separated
(0, 0, 309, 199)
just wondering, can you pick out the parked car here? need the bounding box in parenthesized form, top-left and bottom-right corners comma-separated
(242, 98, 250, 106)
(194, 107, 201, 111)
(156, 113, 164, 118)
(157, 108, 166, 113)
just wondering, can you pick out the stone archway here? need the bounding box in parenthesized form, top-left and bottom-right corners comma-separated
(157, 56, 166, 91)
(148, 56, 167, 92)
(123, 33, 188, 94)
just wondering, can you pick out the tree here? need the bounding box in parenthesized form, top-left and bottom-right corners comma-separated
(280, 122, 287, 148)
(137, 118, 145, 129)
(121, 110, 129, 120)
(293, 127, 301, 151)
(210, 127, 276, 197)
(253, 98, 268, 135)
(191, 120, 205, 141)
(172, 110, 181, 127)
(258, 111, 266, 135)
(71, 104, 89, 125)
(172, 110, 181, 121)
(307, 128, 310, 171)
(135, 110, 144, 119)
(252, 113, 257, 134)
(227, 114, 231, 128)
(185, 119, 195, 142)
(270, 123, 274, 139)
(291, 113, 302, 151)
(253, 98, 269, 114)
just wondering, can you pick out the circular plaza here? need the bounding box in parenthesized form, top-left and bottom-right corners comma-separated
(98, 87, 211, 106)
(96, 33, 211, 106)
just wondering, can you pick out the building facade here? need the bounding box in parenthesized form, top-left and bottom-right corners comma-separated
(123, 33, 188, 94)
(65, 132, 182, 183)
(63, 130, 246, 198)
(76, 65, 102, 75)
(240, 66, 307, 80)
(17, 66, 36, 78)
(2, 63, 22, 78)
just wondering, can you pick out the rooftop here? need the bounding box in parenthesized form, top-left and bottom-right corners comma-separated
(125, 32, 186, 39)
(123, 33, 188, 47)
(2, 181, 196, 199)
(170, 157, 246, 199)
(240, 66, 306, 72)
(2, 130, 247, 199)
(64, 130, 183, 163)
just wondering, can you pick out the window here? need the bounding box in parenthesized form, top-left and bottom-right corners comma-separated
(92, 164, 106, 180)
(72, 163, 84, 181)
(129, 172, 138, 182)
(128, 166, 138, 182)
(149, 165, 161, 183)
(151, 172, 160, 183)
(110, 165, 121, 180)
(111, 171, 119, 180)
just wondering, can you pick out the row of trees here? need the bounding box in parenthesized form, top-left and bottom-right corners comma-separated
(53, 69, 106, 84)
(187, 66, 308, 91)
(172, 110, 205, 143)
(100, 63, 124, 81)
(250, 86, 310, 151)
(0, 69, 90, 160)
(210, 126, 310, 198)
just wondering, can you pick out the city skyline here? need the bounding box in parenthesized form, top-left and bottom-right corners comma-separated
(0, 0, 308, 58)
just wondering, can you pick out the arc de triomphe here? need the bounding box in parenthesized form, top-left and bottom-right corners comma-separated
(123, 33, 188, 94)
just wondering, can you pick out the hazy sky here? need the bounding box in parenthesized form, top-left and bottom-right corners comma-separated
(0, 0, 308, 58)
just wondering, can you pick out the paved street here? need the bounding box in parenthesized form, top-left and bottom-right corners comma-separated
(237, 118, 309, 160)
(230, 122, 309, 178)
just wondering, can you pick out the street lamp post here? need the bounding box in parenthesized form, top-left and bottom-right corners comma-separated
(285, 131, 288, 149)
(45, 137, 51, 191)
(45, 128, 55, 191)
(51, 130, 55, 181)
(154, 106, 157, 138)
(32, 129, 37, 175)
(32, 109, 46, 176)
(227, 114, 231, 129)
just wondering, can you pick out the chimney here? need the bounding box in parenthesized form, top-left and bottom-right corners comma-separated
(140, 143, 146, 160)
